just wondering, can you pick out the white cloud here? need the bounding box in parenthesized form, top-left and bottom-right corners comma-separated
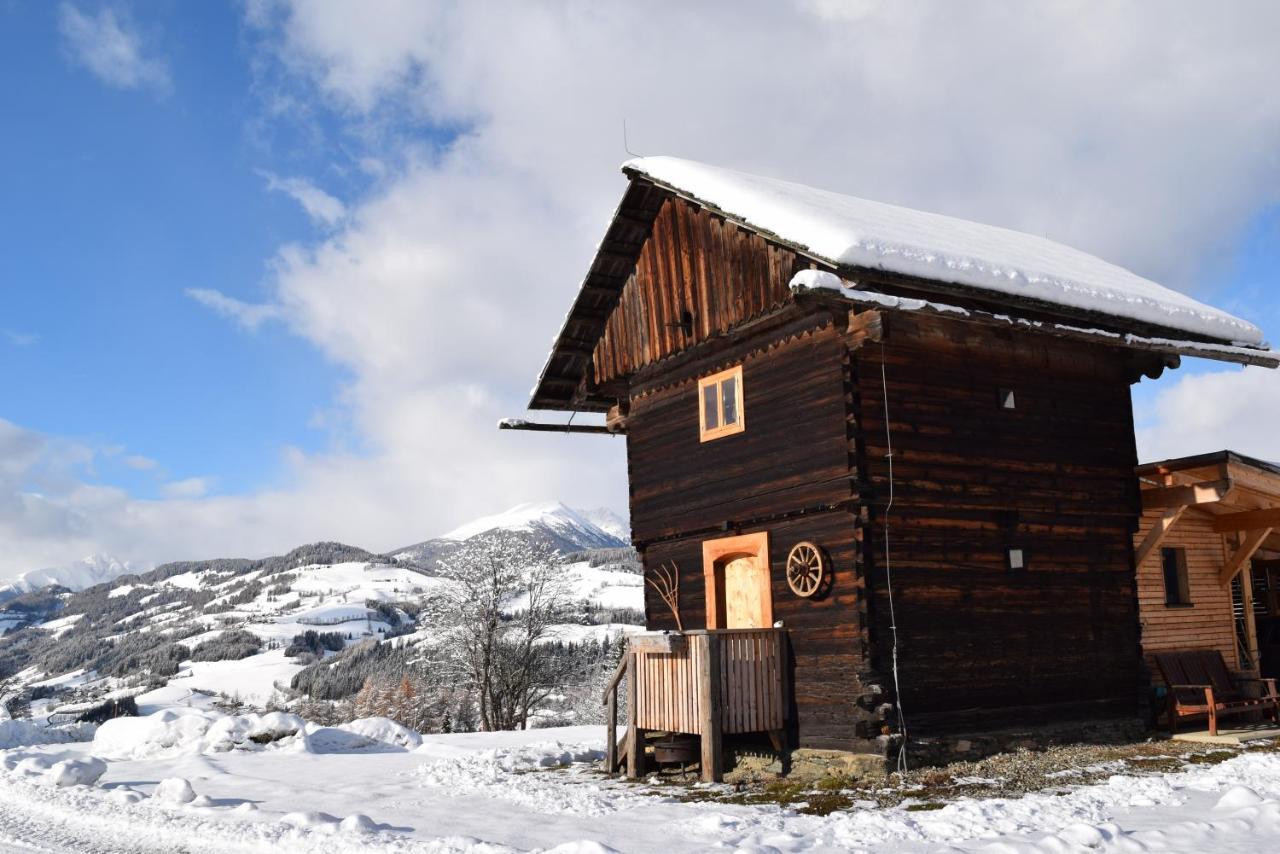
(58, 4, 171, 95)
(122, 454, 158, 471)
(260, 171, 346, 226)
(162, 477, 212, 499)
(185, 288, 283, 331)
(6, 2, 1280, 578)
(1137, 366, 1280, 465)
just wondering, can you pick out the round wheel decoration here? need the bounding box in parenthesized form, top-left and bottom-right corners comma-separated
(786, 542, 825, 598)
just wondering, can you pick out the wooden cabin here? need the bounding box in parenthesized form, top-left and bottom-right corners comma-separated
(516, 157, 1277, 776)
(1135, 451, 1280, 693)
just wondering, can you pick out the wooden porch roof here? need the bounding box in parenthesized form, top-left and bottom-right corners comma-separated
(1136, 450, 1280, 584)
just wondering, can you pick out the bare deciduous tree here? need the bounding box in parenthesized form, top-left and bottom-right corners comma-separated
(425, 531, 576, 731)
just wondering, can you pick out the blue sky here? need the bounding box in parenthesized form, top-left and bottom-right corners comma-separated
(1, 2, 1278, 577)
(0, 2, 357, 500)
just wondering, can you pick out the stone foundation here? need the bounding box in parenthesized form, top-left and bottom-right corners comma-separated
(902, 717, 1147, 768)
(720, 717, 1147, 783)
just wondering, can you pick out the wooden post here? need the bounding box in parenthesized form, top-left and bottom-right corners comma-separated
(771, 628, 790, 753)
(698, 633, 723, 783)
(605, 690, 618, 774)
(625, 652, 642, 778)
(1241, 562, 1260, 673)
(601, 655, 628, 775)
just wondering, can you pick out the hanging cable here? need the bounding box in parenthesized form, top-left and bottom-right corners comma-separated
(880, 339, 908, 774)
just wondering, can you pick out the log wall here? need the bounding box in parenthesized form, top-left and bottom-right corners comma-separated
(854, 312, 1145, 732)
(1134, 507, 1240, 676)
(627, 318, 853, 544)
(628, 316, 878, 750)
(610, 192, 1150, 745)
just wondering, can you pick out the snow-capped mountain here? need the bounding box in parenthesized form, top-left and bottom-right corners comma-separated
(439, 501, 627, 549)
(575, 507, 630, 544)
(0, 554, 149, 604)
(394, 501, 628, 568)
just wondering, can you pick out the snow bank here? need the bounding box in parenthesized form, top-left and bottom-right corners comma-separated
(46, 757, 106, 787)
(152, 777, 197, 805)
(92, 708, 425, 760)
(623, 156, 1267, 348)
(4, 754, 105, 788)
(92, 709, 305, 759)
(415, 740, 623, 816)
(202, 711, 306, 752)
(306, 717, 422, 753)
(0, 719, 95, 749)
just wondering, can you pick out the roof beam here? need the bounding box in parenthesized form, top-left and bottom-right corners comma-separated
(1213, 506, 1280, 533)
(498, 419, 614, 435)
(1135, 506, 1188, 568)
(1140, 479, 1232, 510)
(1220, 527, 1275, 586)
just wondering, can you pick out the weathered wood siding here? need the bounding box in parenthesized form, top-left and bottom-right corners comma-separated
(642, 511, 872, 750)
(855, 312, 1144, 732)
(593, 197, 801, 385)
(1134, 508, 1240, 675)
(628, 319, 853, 543)
(628, 317, 877, 750)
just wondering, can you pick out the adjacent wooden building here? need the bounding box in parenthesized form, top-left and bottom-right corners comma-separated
(517, 157, 1277, 772)
(1134, 451, 1280, 692)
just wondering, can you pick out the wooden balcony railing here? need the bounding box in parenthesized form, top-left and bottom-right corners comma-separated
(603, 628, 788, 782)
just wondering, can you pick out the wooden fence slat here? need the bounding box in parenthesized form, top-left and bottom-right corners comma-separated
(630, 630, 786, 736)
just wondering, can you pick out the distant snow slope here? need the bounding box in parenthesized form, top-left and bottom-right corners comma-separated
(0, 554, 148, 603)
(0, 502, 642, 720)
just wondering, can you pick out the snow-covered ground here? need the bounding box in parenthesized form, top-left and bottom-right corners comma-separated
(5, 709, 1280, 853)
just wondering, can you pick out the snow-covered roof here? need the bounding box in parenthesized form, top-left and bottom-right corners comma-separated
(623, 156, 1266, 348)
(791, 270, 1279, 368)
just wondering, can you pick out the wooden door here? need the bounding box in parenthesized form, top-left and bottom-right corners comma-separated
(724, 555, 769, 628)
(702, 532, 772, 629)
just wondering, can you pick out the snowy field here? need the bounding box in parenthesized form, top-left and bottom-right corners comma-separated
(5, 710, 1280, 852)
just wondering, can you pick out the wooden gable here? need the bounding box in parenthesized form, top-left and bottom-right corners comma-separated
(529, 181, 811, 412)
(591, 196, 806, 388)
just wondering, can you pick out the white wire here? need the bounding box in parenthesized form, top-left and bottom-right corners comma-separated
(880, 341, 908, 774)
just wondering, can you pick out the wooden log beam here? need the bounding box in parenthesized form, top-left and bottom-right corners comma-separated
(1141, 479, 1232, 510)
(498, 419, 614, 435)
(625, 652, 643, 779)
(697, 633, 724, 783)
(1135, 506, 1188, 568)
(1219, 527, 1275, 586)
(1212, 506, 1280, 533)
(846, 309, 884, 348)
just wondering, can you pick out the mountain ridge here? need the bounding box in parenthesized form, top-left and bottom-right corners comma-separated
(0, 554, 151, 605)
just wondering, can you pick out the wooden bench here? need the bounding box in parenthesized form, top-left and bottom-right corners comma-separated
(1153, 649, 1280, 736)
